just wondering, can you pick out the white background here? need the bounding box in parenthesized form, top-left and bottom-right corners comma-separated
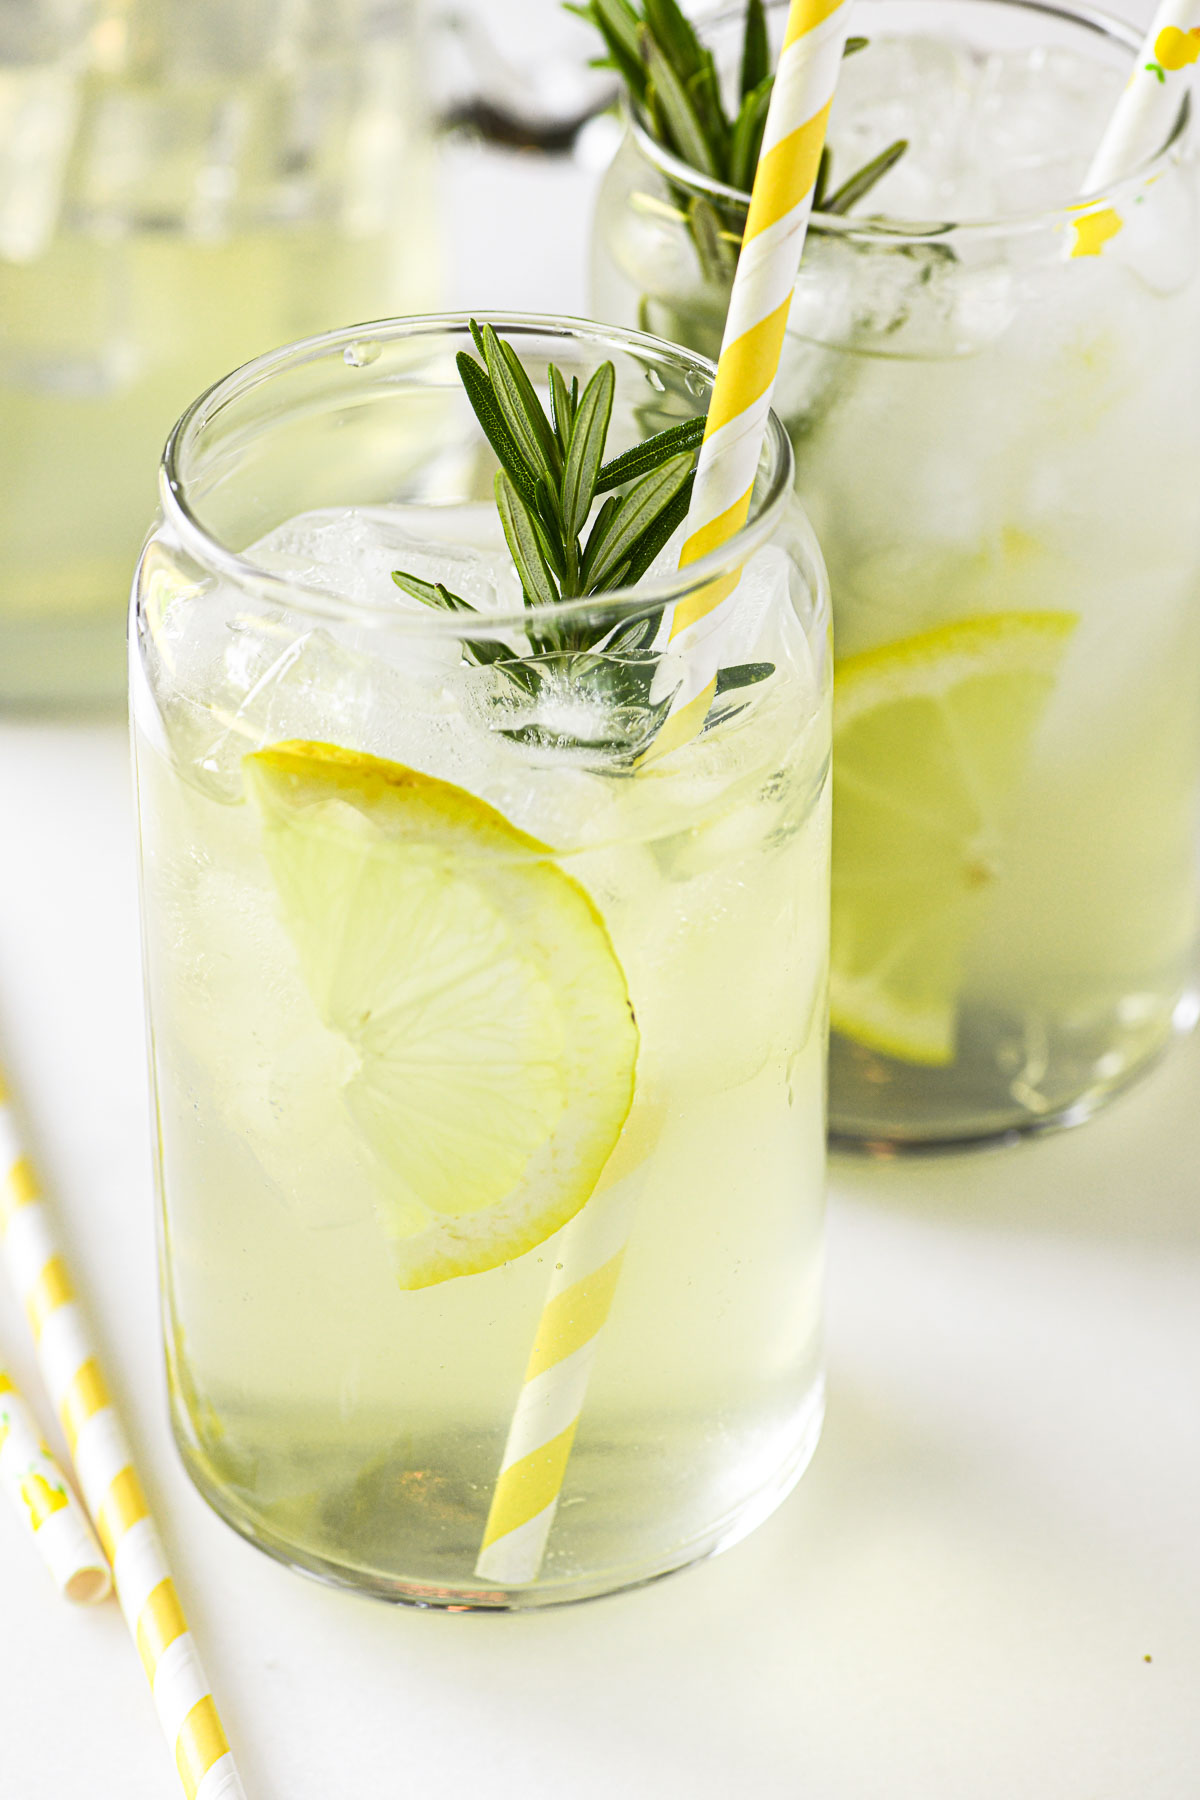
(3, 1, 1199, 1794)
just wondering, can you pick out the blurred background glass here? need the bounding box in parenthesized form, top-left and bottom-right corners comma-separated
(0, 0, 435, 706)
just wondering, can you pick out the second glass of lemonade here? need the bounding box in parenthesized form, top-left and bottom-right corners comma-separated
(131, 315, 832, 1606)
(592, 0, 1200, 1146)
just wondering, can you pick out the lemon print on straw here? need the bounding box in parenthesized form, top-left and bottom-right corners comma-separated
(830, 613, 1077, 1066)
(1069, 206, 1123, 258)
(1148, 23, 1200, 76)
(244, 742, 639, 1288)
(19, 1470, 69, 1530)
(0, 1367, 111, 1604)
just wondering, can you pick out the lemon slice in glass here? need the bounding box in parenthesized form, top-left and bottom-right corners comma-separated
(244, 742, 638, 1288)
(831, 612, 1077, 1067)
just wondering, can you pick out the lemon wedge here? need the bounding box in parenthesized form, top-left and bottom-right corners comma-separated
(831, 612, 1076, 1066)
(244, 742, 638, 1287)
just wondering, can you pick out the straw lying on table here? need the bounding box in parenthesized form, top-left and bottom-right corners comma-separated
(0, 1071, 245, 1800)
(0, 1364, 110, 1603)
(1071, 0, 1199, 255)
(475, 0, 854, 1588)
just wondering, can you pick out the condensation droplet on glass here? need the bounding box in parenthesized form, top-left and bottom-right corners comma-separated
(344, 340, 382, 368)
(645, 368, 666, 392)
(555, 1262, 564, 1271)
(685, 370, 707, 399)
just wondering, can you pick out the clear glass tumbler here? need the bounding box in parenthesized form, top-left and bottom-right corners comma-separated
(591, 0, 1200, 1148)
(131, 313, 832, 1607)
(1, 0, 435, 707)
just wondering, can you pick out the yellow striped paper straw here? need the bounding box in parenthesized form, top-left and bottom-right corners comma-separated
(0, 1074, 246, 1799)
(0, 1366, 111, 1603)
(475, 1179, 638, 1584)
(1071, 0, 1199, 257)
(654, 0, 855, 756)
(475, 0, 849, 1586)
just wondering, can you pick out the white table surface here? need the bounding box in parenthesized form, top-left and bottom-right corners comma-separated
(4, 51, 1199, 1798)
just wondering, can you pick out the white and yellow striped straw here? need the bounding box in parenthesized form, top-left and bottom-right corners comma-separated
(1071, 0, 1199, 256)
(475, 0, 851, 1587)
(0, 1365, 110, 1603)
(475, 1179, 639, 1584)
(654, 0, 855, 755)
(0, 1073, 245, 1799)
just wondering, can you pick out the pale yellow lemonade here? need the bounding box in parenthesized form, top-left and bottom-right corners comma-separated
(1, 5, 432, 701)
(133, 456, 831, 1598)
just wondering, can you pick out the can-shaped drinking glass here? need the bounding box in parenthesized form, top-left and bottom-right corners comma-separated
(131, 314, 831, 1606)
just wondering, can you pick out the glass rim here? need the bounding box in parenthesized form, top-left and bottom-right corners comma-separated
(158, 311, 798, 637)
(628, 0, 1192, 243)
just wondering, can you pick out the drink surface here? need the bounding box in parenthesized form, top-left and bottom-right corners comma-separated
(133, 502, 831, 1603)
(0, 6, 432, 702)
(593, 18, 1200, 1141)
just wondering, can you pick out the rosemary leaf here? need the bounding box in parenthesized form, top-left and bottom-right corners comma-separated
(643, 0, 707, 82)
(480, 324, 560, 481)
(455, 350, 539, 505)
(687, 192, 736, 283)
(822, 138, 908, 215)
(595, 414, 704, 490)
(729, 75, 772, 195)
(549, 365, 575, 450)
(391, 571, 510, 666)
(567, 0, 646, 98)
(391, 570, 471, 611)
(498, 333, 563, 476)
(714, 661, 773, 695)
(495, 470, 561, 612)
(638, 25, 717, 176)
(462, 636, 518, 667)
(685, 56, 731, 169)
(620, 470, 694, 583)
(740, 0, 769, 98)
(602, 610, 663, 654)
(561, 361, 616, 543)
(813, 144, 832, 211)
(583, 452, 693, 588)
(583, 493, 621, 565)
(534, 471, 564, 532)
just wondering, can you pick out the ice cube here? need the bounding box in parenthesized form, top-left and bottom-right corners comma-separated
(251, 503, 521, 616)
(168, 608, 481, 804)
(826, 35, 979, 221)
(825, 33, 1129, 223)
(970, 47, 1125, 214)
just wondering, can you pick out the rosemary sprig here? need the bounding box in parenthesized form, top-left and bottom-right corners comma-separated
(571, 0, 906, 227)
(391, 321, 771, 749)
(394, 319, 699, 656)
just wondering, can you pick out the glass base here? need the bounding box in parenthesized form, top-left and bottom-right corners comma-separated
(829, 988, 1199, 1153)
(173, 1378, 825, 1610)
